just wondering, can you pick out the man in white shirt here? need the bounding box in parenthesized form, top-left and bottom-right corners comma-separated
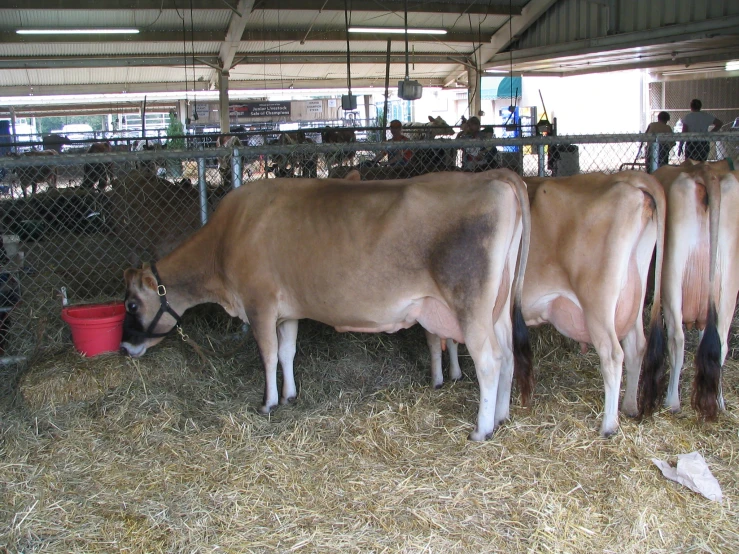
(678, 98, 723, 162)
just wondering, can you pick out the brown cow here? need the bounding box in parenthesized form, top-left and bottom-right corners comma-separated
(646, 162, 739, 420)
(12, 150, 59, 198)
(321, 127, 356, 168)
(82, 141, 114, 190)
(436, 171, 666, 436)
(121, 170, 532, 441)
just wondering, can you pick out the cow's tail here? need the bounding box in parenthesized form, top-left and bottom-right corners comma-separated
(693, 168, 723, 420)
(638, 176, 667, 417)
(509, 173, 533, 407)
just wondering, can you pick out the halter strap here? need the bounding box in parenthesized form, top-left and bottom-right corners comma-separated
(125, 261, 182, 339)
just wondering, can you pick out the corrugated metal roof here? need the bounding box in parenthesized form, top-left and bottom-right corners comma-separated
(0, 42, 221, 57)
(229, 61, 459, 81)
(513, 0, 739, 51)
(244, 9, 509, 33)
(0, 9, 231, 31)
(0, 66, 213, 87)
(0, 0, 736, 95)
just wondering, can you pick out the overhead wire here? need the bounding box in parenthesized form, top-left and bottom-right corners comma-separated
(190, 0, 198, 120)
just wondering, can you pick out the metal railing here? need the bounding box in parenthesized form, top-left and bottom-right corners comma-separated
(0, 131, 736, 361)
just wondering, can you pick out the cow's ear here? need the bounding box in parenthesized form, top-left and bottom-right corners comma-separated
(345, 169, 361, 181)
(428, 115, 434, 122)
(140, 266, 158, 291)
(124, 268, 138, 288)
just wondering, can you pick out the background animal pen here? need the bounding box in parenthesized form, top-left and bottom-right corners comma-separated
(0, 131, 737, 361)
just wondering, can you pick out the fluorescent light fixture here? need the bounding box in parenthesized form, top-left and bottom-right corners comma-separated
(17, 28, 139, 35)
(726, 60, 739, 71)
(348, 27, 447, 35)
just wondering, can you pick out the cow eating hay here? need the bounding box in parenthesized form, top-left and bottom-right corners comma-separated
(121, 171, 531, 440)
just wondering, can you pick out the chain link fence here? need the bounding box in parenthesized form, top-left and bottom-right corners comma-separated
(0, 131, 737, 361)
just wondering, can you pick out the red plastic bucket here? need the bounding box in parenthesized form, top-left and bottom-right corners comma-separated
(61, 301, 126, 357)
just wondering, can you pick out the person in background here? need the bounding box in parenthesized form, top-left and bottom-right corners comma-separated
(457, 116, 498, 171)
(371, 120, 412, 165)
(678, 99, 723, 162)
(644, 111, 675, 169)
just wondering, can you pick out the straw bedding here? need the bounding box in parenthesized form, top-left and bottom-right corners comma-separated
(1, 307, 738, 553)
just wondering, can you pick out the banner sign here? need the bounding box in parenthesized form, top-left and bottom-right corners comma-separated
(306, 100, 323, 114)
(230, 101, 291, 118)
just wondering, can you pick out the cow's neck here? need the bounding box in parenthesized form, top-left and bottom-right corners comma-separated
(154, 228, 223, 314)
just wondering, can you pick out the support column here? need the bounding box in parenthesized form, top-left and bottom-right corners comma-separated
(467, 66, 482, 119)
(363, 95, 372, 126)
(9, 107, 17, 153)
(219, 70, 230, 134)
(178, 99, 187, 128)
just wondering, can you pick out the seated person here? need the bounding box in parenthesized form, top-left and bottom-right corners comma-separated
(371, 120, 413, 165)
(457, 116, 498, 171)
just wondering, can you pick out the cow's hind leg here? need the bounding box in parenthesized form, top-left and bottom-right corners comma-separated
(447, 340, 462, 381)
(466, 323, 503, 441)
(587, 319, 625, 437)
(663, 294, 686, 413)
(426, 330, 444, 389)
(621, 320, 646, 418)
(278, 319, 299, 404)
(251, 312, 281, 414)
(493, 316, 514, 427)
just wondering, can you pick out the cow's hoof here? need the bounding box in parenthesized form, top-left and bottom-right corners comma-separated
(665, 401, 681, 414)
(433, 382, 444, 390)
(468, 429, 494, 442)
(258, 403, 277, 415)
(600, 427, 618, 439)
(621, 407, 639, 419)
(279, 395, 297, 406)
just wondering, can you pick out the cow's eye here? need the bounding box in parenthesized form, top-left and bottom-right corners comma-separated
(126, 301, 138, 314)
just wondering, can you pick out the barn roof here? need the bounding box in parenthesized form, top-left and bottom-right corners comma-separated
(0, 0, 736, 102)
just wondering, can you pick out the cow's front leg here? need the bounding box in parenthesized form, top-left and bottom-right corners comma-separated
(277, 319, 299, 404)
(251, 314, 280, 414)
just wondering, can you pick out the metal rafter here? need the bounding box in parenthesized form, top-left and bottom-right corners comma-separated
(442, 0, 559, 87)
(0, 29, 491, 44)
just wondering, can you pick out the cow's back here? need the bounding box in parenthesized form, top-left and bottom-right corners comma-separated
(523, 172, 661, 341)
(203, 172, 521, 328)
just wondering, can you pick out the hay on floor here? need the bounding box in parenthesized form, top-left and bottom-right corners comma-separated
(2, 311, 738, 553)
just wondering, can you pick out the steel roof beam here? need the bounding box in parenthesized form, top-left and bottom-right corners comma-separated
(0, 29, 491, 44)
(0, 52, 455, 70)
(0, 77, 447, 97)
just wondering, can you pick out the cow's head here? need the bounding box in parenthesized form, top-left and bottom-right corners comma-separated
(427, 116, 455, 138)
(120, 264, 182, 357)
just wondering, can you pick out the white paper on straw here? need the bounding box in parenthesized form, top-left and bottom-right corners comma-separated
(652, 451, 722, 503)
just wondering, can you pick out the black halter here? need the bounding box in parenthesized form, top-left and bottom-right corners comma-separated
(125, 261, 182, 339)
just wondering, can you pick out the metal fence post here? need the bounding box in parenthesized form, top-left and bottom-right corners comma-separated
(537, 144, 546, 176)
(198, 156, 208, 226)
(231, 147, 242, 188)
(648, 139, 659, 174)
